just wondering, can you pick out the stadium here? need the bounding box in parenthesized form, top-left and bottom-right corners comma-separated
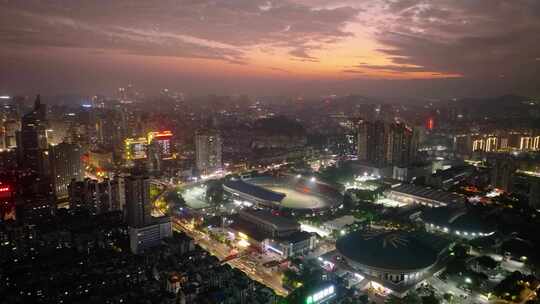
(223, 176, 342, 212)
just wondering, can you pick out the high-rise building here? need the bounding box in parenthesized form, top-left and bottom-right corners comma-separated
(3, 119, 20, 149)
(49, 142, 84, 199)
(68, 179, 99, 213)
(512, 173, 540, 210)
(527, 177, 540, 210)
(16, 95, 49, 175)
(124, 137, 147, 160)
(96, 109, 123, 149)
(16, 194, 55, 221)
(146, 140, 161, 173)
(357, 120, 417, 167)
(111, 174, 127, 212)
(0, 182, 15, 221)
(129, 216, 172, 254)
(68, 178, 121, 214)
(147, 131, 173, 159)
(389, 122, 418, 166)
(490, 157, 517, 192)
(125, 174, 152, 227)
(195, 130, 222, 175)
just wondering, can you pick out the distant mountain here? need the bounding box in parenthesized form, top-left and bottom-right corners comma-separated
(308, 94, 381, 112)
(446, 94, 531, 108)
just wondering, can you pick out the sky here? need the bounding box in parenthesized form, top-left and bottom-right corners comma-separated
(1, 0, 540, 98)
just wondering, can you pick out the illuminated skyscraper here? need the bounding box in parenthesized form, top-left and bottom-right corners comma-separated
(49, 142, 84, 199)
(195, 130, 222, 175)
(357, 120, 417, 167)
(357, 120, 388, 166)
(124, 137, 147, 160)
(147, 131, 173, 159)
(4, 119, 20, 149)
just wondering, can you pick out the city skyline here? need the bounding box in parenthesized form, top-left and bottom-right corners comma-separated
(2, 1, 540, 98)
(2, 2, 540, 304)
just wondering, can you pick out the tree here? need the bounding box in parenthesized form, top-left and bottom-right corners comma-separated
(476, 255, 498, 270)
(205, 180, 224, 204)
(385, 295, 403, 304)
(445, 259, 467, 275)
(452, 244, 469, 259)
(494, 271, 526, 301)
(443, 293, 455, 304)
(421, 293, 440, 304)
(282, 269, 301, 288)
(357, 294, 369, 304)
(403, 291, 422, 304)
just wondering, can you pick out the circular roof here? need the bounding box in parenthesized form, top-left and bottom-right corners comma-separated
(336, 230, 438, 271)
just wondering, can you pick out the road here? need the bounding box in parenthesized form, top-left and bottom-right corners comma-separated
(428, 276, 491, 304)
(152, 179, 289, 297)
(172, 219, 289, 297)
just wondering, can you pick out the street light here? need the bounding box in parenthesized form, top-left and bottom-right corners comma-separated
(310, 177, 316, 182)
(465, 277, 472, 284)
(296, 174, 302, 178)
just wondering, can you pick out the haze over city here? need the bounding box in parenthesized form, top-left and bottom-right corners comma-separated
(2, 1, 540, 304)
(2, 0, 540, 97)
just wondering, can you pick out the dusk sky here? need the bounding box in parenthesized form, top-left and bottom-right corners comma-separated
(1, 0, 540, 98)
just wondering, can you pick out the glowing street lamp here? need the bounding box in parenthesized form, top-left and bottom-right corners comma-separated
(310, 177, 316, 182)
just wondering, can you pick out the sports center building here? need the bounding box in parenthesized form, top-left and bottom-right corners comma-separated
(326, 230, 451, 297)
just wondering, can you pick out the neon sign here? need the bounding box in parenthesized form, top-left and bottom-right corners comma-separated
(306, 285, 335, 304)
(147, 131, 173, 143)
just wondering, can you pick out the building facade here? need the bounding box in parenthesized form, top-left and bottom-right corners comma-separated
(129, 216, 172, 254)
(195, 130, 222, 175)
(16, 95, 49, 176)
(357, 120, 417, 167)
(49, 142, 84, 199)
(125, 174, 153, 228)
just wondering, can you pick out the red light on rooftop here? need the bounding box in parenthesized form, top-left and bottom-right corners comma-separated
(155, 131, 173, 138)
(427, 117, 434, 130)
(0, 187, 10, 192)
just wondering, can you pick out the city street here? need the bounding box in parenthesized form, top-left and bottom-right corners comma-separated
(172, 220, 289, 296)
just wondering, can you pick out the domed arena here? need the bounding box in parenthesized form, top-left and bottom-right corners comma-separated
(335, 230, 451, 295)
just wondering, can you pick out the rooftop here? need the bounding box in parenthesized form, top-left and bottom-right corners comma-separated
(431, 165, 473, 180)
(239, 210, 299, 230)
(323, 215, 357, 229)
(280, 231, 313, 243)
(229, 220, 268, 242)
(421, 207, 496, 234)
(336, 230, 450, 271)
(224, 179, 286, 203)
(389, 184, 465, 205)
